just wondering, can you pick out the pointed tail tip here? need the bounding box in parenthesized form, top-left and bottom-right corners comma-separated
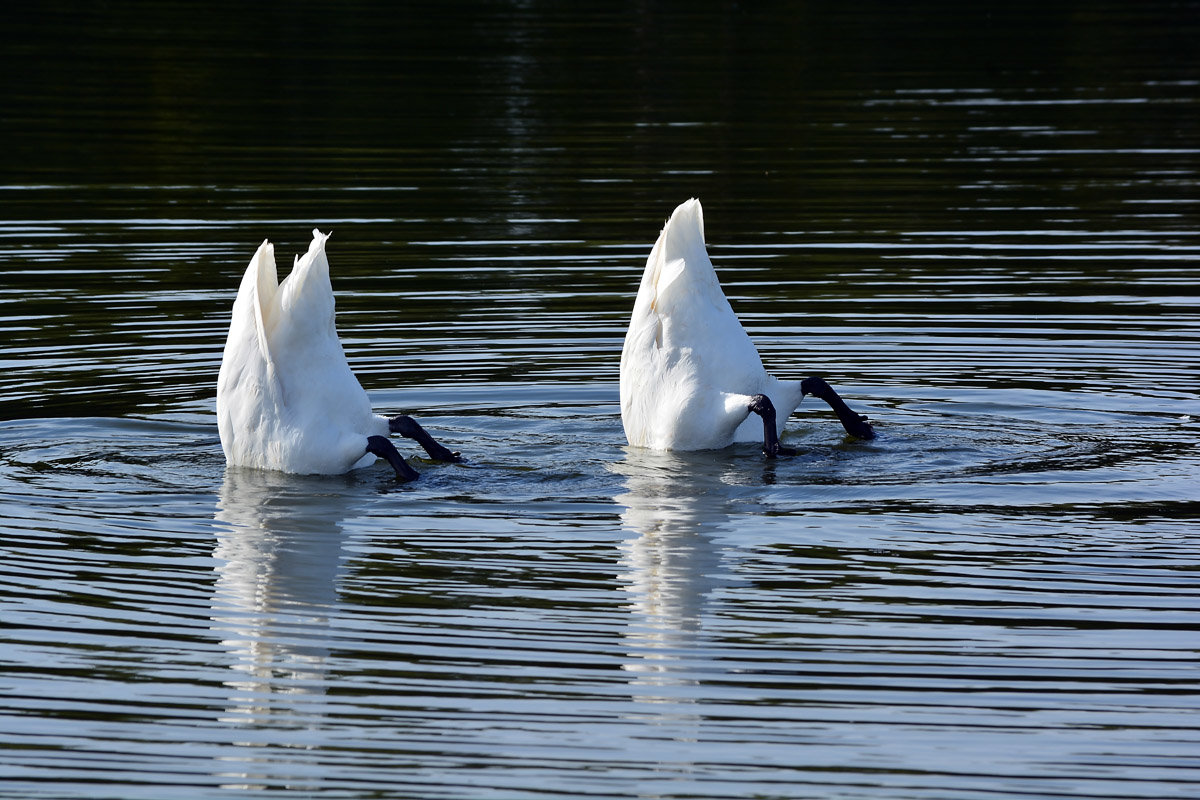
(668, 197, 704, 233)
(307, 229, 332, 259)
(671, 197, 702, 219)
(659, 197, 706, 257)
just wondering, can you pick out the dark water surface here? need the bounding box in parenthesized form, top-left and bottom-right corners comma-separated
(2, 3, 1199, 799)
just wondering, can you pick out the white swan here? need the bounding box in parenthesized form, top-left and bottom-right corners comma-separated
(619, 199, 874, 455)
(216, 229, 459, 480)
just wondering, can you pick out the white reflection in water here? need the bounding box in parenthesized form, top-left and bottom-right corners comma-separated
(614, 449, 750, 704)
(210, 467, 352, 736)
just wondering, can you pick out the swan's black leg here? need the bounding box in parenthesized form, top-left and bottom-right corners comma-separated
(367, 435, 420, 481)
(800, 377, 876, 440)
(748, 394, 797, 458)
(387, 415, 462, 462)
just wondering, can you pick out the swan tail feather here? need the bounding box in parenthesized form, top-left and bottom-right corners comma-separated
(247, 239, 280, 367)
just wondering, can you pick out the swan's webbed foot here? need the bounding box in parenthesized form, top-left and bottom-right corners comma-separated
(748, 394, 796, 459)
(800, 376, 876, 440)
(765, 442, 798, 458)
(388, 415, 463, 462)
(367, 435, 420, 481)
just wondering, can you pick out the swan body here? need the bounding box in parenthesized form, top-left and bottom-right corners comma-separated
(217, 230, 456, 478)
(620, 199, 874, 453)
(620, 199, 803, 451)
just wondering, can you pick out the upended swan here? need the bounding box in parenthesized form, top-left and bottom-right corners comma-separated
(216, 229, 460, 480)
(620, 199, 875, 456)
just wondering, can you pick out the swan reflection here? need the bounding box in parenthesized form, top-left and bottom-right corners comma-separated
(614, 448, 754, 701)
(211, 467, 356, 730)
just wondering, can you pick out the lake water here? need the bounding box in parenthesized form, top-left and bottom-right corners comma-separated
(2, 3, 1199, 799)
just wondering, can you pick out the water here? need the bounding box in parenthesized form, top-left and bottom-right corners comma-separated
(2, 2, 1199, 798)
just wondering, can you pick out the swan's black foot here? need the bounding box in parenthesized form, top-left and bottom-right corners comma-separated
(367, 435, 420, 481)
(765, 442, 798, 458)
(748, 394, 795, 458)
(388, 415, 463, 463)
(800, 376, 876, 440)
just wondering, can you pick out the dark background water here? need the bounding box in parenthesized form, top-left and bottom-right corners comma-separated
(4, 1, 1199, 418)
(1, 3, 1199, 799)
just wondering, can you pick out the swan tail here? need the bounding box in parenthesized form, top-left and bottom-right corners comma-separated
(302, 228, 332, 269)
(659, 197, 705, 268)
(246, 239, 280, 366)
(278, 229, 334, 320)
(647, 198, 724, 316)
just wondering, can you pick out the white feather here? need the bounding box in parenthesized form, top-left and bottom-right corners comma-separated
(216, 230, 389, 474)
(620, 199, 803, 450)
